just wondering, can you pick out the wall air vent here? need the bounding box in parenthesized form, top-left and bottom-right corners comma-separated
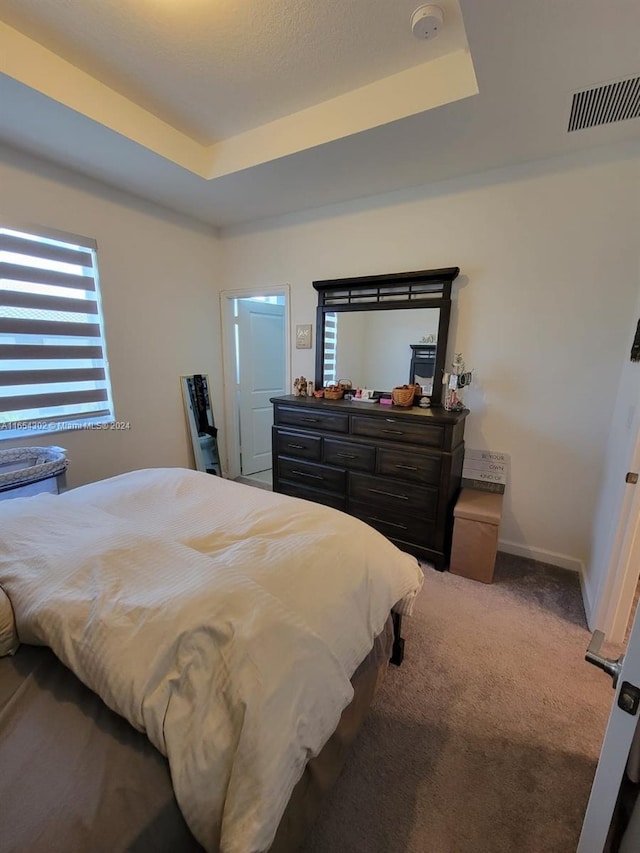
(568, 76, 640, 132)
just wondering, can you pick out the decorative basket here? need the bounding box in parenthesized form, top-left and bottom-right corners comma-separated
(323, 388, 344, 400)
(392, 385, 417, 407)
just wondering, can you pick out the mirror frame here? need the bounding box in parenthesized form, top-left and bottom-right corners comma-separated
(180, 373, 222, 475)
(313, 267, 459, 408)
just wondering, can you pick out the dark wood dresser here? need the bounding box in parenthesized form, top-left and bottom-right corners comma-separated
(271, 395, 467, 569)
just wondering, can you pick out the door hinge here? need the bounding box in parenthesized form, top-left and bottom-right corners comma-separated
(626, 472, 638, 484)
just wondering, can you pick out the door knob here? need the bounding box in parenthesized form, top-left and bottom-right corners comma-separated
(585, 630, 624, 688)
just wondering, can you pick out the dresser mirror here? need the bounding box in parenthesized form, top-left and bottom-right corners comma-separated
(313, 268, 459, 407)
(320, 307, 440, 393)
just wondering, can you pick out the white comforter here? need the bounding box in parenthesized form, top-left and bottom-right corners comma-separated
(0, 468, 423, 852)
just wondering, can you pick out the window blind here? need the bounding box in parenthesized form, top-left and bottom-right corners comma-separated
(0, 227, 114, 436)
(323, 313, 338, 385)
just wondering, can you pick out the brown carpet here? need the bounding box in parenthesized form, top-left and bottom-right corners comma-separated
(300, 552, 614, 853)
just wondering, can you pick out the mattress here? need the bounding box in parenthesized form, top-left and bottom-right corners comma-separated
(0, 619, 393, 853)
(0, 468, 423, 851)
(1, 468, 423, 849)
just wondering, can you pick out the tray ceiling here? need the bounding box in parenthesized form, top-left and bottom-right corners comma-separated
(0, 0, 638, 227)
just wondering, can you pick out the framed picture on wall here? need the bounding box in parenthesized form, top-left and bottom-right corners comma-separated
(296, 324, 312, 349)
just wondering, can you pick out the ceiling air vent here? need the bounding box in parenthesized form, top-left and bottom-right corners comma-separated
(568, 76, 640, 132)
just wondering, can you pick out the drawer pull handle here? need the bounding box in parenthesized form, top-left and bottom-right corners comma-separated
(395, 464, 418, 471)
(367, 516, 408, 531)
(385, 418, 396, 423)
(287, 443, 305, 449)
(292, 470, 323, 480)
(383, 429, 404, 435)
(368, 488, 408, 501)
(337, 453, 357, 459)
(301, 417, 319, 423)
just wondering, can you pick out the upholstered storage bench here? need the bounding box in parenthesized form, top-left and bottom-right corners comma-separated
(449, 489, 504, 583)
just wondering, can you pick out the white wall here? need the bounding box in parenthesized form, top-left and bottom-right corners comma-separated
(221, 146, 640, 570)
(333, 311, 366, 387)
(0, 143, 223, 488)
(362, 308, 440, 391)
(333, 308, 440, 391)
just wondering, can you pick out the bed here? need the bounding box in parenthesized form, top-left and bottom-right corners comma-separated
(0, 468, 423, 852)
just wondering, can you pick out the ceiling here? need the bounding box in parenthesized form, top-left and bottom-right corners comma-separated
(0, 0, 638, 228)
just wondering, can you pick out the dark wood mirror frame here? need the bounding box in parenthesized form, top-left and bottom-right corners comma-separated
(313, 267, 459, 408)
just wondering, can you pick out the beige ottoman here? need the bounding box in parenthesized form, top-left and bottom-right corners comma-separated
(450, 489, 504, 583)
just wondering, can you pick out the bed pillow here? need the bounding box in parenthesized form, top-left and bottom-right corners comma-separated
(0, 586, 19, 656)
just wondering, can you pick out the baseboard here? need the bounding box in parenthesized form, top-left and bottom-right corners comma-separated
(498, 539, 593, 627)
(233, 476, 272, 492)
(578, 569, 594, 628)
(498, 538, 584, 574)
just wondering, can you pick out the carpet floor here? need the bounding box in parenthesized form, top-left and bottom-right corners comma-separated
(300, 553, 614, 853)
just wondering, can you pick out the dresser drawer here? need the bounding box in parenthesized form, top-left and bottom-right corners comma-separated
(352, 414, 444, 449)
(278, 481, 347, 511)
(275, 429, 321, 462)
(323, 439, 375, 472)
(276, 406, 348, 434)
(272, 393, 467, 568)
(349, 473, 438, 517)
(377, 447, 442, 486)
(350, 500, 435, 547)
(279, 458, 346, 493)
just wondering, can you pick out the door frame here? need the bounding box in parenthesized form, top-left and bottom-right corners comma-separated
(578, 575, 640, 852)
(220, 286, 291, 480)
(594, 421, 640, 644)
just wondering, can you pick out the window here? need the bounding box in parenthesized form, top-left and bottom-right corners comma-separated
(323, 312, 338, 385)
(0, 226, 114, 439)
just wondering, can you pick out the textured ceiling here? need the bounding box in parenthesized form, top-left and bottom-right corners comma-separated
(0, 0, 468, 141)
(0, 0, 638, 228)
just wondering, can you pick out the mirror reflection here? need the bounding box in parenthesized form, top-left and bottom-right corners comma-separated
(181, 374, 221, 475)
(322, 308, 440, 392)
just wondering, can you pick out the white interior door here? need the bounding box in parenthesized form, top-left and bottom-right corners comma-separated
(578, 609, 640, 851)
(237, 299, 285, 476)
(590, 357, 640, 643)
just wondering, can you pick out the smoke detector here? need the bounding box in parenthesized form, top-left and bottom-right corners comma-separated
(411, 5, 444, 40)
